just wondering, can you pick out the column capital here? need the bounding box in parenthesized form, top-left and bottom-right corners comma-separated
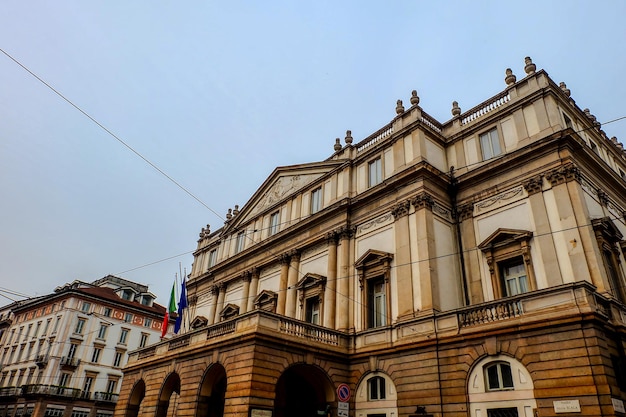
(523, 175, 544, 195)
(410, 192, 434, 211)
(391, 200, 411, 219)
(545, 164, 580, 187)
(457, 203, 474, 221)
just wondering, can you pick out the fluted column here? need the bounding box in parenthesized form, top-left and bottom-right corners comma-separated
(240, 272, 251, 314)
(215, 283, 226, 322)
(392, 200, 414, 319)
(207, 285, 219, 325)
(246, 268, 260, 312)
(323, 232, 338, 328)
(285, 251, 301, 318)
(276, 254, 290, 315)
(336, 226, 352, 331)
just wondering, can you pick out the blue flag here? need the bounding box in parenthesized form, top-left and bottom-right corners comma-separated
(174, 278, 187, 333)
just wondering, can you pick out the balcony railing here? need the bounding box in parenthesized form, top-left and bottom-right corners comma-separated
(128, 282, 623, 364)
(34, 354, 48, 367)
(94, 391, 119, 403)
(59, 356, 80, 368)
(21, 384, 82, 399)
(0, 386, 18, 397)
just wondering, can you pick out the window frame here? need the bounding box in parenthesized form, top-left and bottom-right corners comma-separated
(479, 127, 503, 160)
(91, 347, 102, 363)
(207, 249, 218, 268)
(235, 231, 245, 254)
(368, 157, 382, 187)
(269, 211, 280, 236)
(484, 361, 514, 391)
(478, 229, 536, 299)
(356, 250, 393, 330)
(367, 376, 386, 400)
(119, 328, 129, 345)
(310, 187, 322, 214)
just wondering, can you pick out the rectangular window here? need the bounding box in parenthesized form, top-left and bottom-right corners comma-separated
(367, 278, 386, 328)
(74, 319, 86, 335)
(81, 302, 91, 313)
(124, 313, 133, 323)
(43, 319, 51, 335)
(563, 112, 573, 129)
(311, 187, 322, 214)
(368, 158, 382, 187)
(44, 408, 65, 417)
(106, 379, 118, 393)
(501, 259, 528, 297)
(143, 318, 152, 328)
(119, 329, 129, 344)
(91, 347, 101, 363)
(208, 249, 218, 268)
(53, 316, 62, 334)
(83, 376, 93, 394)
(139, 333, 149, 348)
(113, 351, 123, 367)
(235, 231, 245, 253)
(103, 307, 112, 317)
(70, 411, 89, 417)
(305, 298, 320, 325)
(590, 140, 599, 154)
(58, 373, 70, 387)
(368, 376, 386, 400)
(480, 128, 502, 160)
(97, 324, 108, 339)
(269, 212, 280, 236)
(67, 343, 78, 359)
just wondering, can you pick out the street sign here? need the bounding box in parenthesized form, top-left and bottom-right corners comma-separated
(338, 401, 349, 417)
(337, 383, 351, 402)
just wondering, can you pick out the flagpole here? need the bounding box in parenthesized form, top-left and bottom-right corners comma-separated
(183, 267, 190, 333)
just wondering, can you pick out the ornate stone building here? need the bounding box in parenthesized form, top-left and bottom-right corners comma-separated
(116, 58, 626, 417)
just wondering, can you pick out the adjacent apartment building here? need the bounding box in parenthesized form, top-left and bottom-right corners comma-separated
(0, 276, 165, 417)
(116, 57, 626, 417)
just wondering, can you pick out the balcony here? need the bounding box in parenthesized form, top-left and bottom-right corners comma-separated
(127, 281, 626, 365)
(34, 354, 48, 367)
(0, 386, 18, 397)
(59, 356, 80, 369)
(21, 384, 81, 399)
(94, 391, 119, 403)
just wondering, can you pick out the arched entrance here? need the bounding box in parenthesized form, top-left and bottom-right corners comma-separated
(274, 364, 334, 417)
(155, 372, 181, 417)
(124, 379, 145, 417)
(196, 363, 227, 417)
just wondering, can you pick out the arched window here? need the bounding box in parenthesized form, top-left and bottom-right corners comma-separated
(368, 376, 386, 400)
(484, 362, 514, 391)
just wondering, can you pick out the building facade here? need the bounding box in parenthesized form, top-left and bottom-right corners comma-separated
(0, 276, 166, 417)
(116, 58, 626, 417)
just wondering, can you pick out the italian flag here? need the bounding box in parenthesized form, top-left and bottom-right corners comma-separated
(161, 283, 177, 338)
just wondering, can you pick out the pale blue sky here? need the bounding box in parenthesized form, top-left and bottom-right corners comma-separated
(1, 1, 625, 305)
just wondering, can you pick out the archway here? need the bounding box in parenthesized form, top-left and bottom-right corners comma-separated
(274, 364, 334, 417)
(124, 379, 145, 417)
(155, 372, 181, 417)
(467, 354, 537, 417)
(196, 363, 227, 417)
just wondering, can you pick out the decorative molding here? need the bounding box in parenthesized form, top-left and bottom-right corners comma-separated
(458, 203, 474, 221)
(356, 213, 393, 235)
(474, 186, 524, 214)
(432, 201, 452, 221)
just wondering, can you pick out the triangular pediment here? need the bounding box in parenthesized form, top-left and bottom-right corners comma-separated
(221, 161, 344, 235)
(254, 290, 278, 312)
(220, 303, 240, 319)
(355, 249, 394, 270)
(190, 316, 208, 329)
(478, 228, 533, 251)
(295, 273, 326, 290)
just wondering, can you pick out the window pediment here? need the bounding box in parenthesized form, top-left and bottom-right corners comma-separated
(355, 250, 393, 271)
(295, 273, 326, 290)
(478, 228, 533, 251)
(220, 304, 240, 320)
(254, 290, 278, 312)
(190, 316, 208, 329)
